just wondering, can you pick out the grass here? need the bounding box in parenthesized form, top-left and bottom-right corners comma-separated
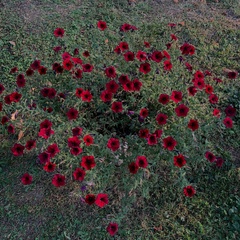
(0, 0, 240, 239)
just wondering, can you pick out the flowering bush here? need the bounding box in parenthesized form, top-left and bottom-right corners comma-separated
(0, 20, 238, 237)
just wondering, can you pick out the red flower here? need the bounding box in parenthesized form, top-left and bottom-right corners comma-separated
(170, 34, 178, 41)
(180, 43, 195, 55)
(11, 143, 25, 156)
(38, 127, 54, 140)
(63, 59, 73, 71)
(75, 88, 84, 98)
(47, 88, 57, 99)
(26, 68, 34, 76)
(139, 129, 149, 138)
(224, 105, 236, 117)
(1, 116, 9, 125)
(144, 41, 150, 48)
(16, 74, 26, 87)
(120, 23, 137, 32)
(205, 85, 214, 94)
(140, 108, 148, 118)
(72, 127, 83, 136)
(62, 52, 71, 60)
(151, 51, 163, 63)
(139, 63, 151, 74)
(107, 138, 120, 151)
(164, 60, 172, 71)
(73, 48, 79, 55)
(132, 79, 142, 91)
(185, 62, 193, 71)
(21, 173, 32, 185)
(223, 117, 233, 128)
(168, 22, 176, 27)
(83, 135, 94, 146)
(73, 168, 86, 181)
(72, 58, 82, 65)
(175, 104, 189, 117)
(10, 67, 18, 74)
(156, 113, 168, 125)
(83, 50, 90, 57)
(119, 42, 129, 51)
(205, 151, 216, 163)
(25, 140, 36, 150)
(136, 50, 147, 61)
(95, 193, 109, 208)
(74, 69, 82, 79)
(81, 90, 93, 102)
(81, 156, 96, 170)
(38, 152, 51, 164)
(154, 129, 163, 138)
(183, 186, 196, 197)
(128, 162, 139, 174)
(123, 81, 133, 92)
(194, 78, 205, 90)
(67, 108, 79, 120)
(54, 28, 65, 37)
(227, 71, 238, 79)
(7, 124, 15, 134)
(163, 50, 171, 59)
(85, 194, 96, 205)
(173, 154, 187, 168)
(38, 66, 47, 75)
(68, 136, 81, 148)
(30, 60, 41, 70)
(53, 46, 62, 52)
(215, 157, 224, 167)
(124, 51, 135, 62)
(188, 119, 199, 131)
(105, 66, 116, 78)
(10, 92, 22, 103)
(100, 90, 113, 102)
(52, 174, 66, 187)
(107, 222, 119, 236)
(136, 156, 148, 168)
(70, 147, 83, 156)
(118, 74, 130, 85)
(171, 91, 182, 103)
(194, 70, 204, 80)
(209, 94, 218, 104)
(0, 84, 5, 94)
(213, 108, 221, 118)
(158, 94, 170, 105)
(111, 102, 123, 113)
(97, 20, 107, 30)
(47, 143, 60, 158)
(106, 80, 119, 93)
(148, 134, 158, 145)
(40, 119, 52, 129)
(43, 162, 56, 172)
(163, 136, 177, 151)
(0, 102, 2, 111)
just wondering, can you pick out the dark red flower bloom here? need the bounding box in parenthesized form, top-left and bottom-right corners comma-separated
(148, 134, 158, 145)
(163, 136, 177, 151)
(140, 108, 148, 118)
(180, 43, 195, 55)
(73, 48, 79, 55)
(83, 135, 94, 146)
(40, 119, 52, 129)
(68, 136, 81, 148)
(106, 80, 119, 93)
(128, 162, 139, 174)
(67, 108, 79, 120)
(111, 102, 123, 113)
(105, 66, 116, 78)
(168, 22, 177, 28)
(209, 94, 218, 104)
(95, 193, 109, 208)
(215, 157, 224, 167)
(154, 129, 163, 138)
(70, 147, 83, 156)
(54, 28, 65, 37)
(158, 94, 170, 105)
(38, 152, 51, 164)
(16, 74, 26, 87)
(224, 105, 236, 117)
(120, 23, 137, 32)
(21, 173, 32, 185)
(139, 62, 151, 74)
(81, 90, 93, 102)
(11, 143, 25, 156)
(10, 67, 18, 74)
(100, 90, 113, 102)
(53, 46, 62, 52)
(63, 59, 73, 71)
(188, 119, 199, 131)
(1, 116, 9, 125)
(52, 174, 66, 187)
(0, 102, 2, 112)
(156, 113, 168, 125)
(72, 127, 83, 136)
(47, 143, 60, 158)
(72, 58, 82, 65)
(118, 41, 129, 52)
(118, 74, 130, 85)
(175, 104, 189, 117)
(164, 60, 172, 71)
(139, 129, 149, 138)
(205, 85, 214, 94)
(40, 88, 50, 98)
(47, 88, 57, 99)
(73, 168, 86, 181)
(174, 154, 186, 168)
(185, 62, 193, 71)
(123, 80, 134, 92)
(183, 186, 196, 197)
(81, 156, 96, 170)
(171, 34, 178, 41)
(38, 66, 47, 75)
(0, 84, 5, 94)
(107, 223, 119, 236)
(166, 42, 172, 49)
(223, 117, 233, 128)
(151, 51, 163, 63)
(26, 68, 34, 76)
(7, 124, 15, 134)
(194, 78, 205, 90)
(205, 151, 216, 163)
(107, 138, 120, 151)
(114, 45, 121, 54)
(97, 20, 107, 30)
(10, 92, 22, 103)
(132, 79, 142, 91)
(62, 52, 71, 60)
(83, 50, 90, 57)
(188, 86, 198, 96)
(85, 194, 96, 205)
(163, 50, 171, 59)
(136, 50, 147, 61)
(74, 69, 83, 79)
(38, 127, 54, 140)
(124, 51, 135, 62)
(227, 71, 238, 79)
(144, 41, 150, 48)
(171, 91, 182, 103)
(75, 88, 84, 98)
(213, 108, 221, 118)
(30, 60, 41, 70)
(4, 95, 12, 105)
(43, 162, 56, 172)
(136, 156, 148, 168)
(194, 70, 204, 80)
